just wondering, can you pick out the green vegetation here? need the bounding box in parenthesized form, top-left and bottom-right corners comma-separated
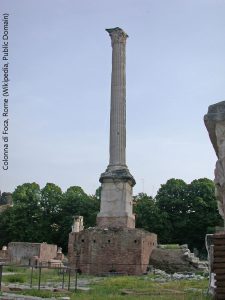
(14, 289, 70, 298)
(0, 178, 222, 254)
(2, 267, 68, 288)
(4, 274, 26, 283)
(3, 271, 213, 300)
(0, 183, 100, 251)
(134, 178, 223, 254)
(158, 244, 180, 249)
(4, 265, 23, 273)
(73, 276, 212, 300)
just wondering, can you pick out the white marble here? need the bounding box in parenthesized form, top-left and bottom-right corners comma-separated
(72, 216, 84, 232)
(107, 28, 128, 169)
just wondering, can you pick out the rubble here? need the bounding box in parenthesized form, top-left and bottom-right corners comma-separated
(147, 268, 207, 282)
(149, 244, 208, 273)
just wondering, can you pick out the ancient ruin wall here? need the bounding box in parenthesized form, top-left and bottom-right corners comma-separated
(8, 242, 57, 264)
(68, 228, 157, 275)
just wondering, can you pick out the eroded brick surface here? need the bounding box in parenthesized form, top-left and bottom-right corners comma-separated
(212, 233, 225, 300)
(68, 228, 157, 275)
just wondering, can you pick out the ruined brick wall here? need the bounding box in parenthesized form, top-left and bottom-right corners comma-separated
(68, 228, 157, 275)
(8, 242, 41, 264)
(8, 242, 57, 264)
(0, 250, 8, 258)
(0, 249, 8, 262)
(212, 233, 225, 300)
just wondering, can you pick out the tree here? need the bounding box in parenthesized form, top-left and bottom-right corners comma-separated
(134, 193, 170, 242)
(0, 178, 221, 255)
(57, 186, 100, 251)
(39, 183, 63, 244)
(155, 178, 223, 253)
(0, 183, 100, 252)
(155, 179, 188, 243)
(95, 186, 102, 201)
(0, 183, 43, 244)
(0, 207, 14, 247)
(185, 178, 223, 252)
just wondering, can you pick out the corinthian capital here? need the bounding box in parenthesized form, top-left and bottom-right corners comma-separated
(106, 27, 128, 45)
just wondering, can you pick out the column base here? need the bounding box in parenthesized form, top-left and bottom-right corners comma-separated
(96, 215, 135, 229)
(68, 227, 157, 275)
(97, 174, 135, 229)
(100, 167, 136, 186)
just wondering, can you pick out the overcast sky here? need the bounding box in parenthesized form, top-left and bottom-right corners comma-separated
(1, 0, 225, 196)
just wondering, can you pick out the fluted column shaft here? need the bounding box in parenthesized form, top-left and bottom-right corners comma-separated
(107, 28, 128, 168)
(97, 28, 135, 229)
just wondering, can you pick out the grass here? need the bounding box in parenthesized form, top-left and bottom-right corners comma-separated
(9, 276, 213, 300)
(3, 274, 26, 283)
(69, 276, 213, 300)
(4, 265, 26, 273)
(159, 244, 180, 249)
(14, 289, 71, 298)
(3, 266, 95, 287)
(3, 266, 67, 286)
(1, 266, 213, 300)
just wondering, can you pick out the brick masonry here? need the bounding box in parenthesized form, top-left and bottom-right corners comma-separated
(212, 233, 225, 300)
(0, 249, 8, 263)
(68, 227, 157, 275)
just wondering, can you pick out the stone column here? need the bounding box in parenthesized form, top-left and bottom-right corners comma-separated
(107, 27, 127, 169)
(97, 28, 135, 229)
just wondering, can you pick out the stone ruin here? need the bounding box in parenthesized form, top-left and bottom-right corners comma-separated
(205, 101, 225, 299)
(149, 244, 208, 274)
(0, 191, 12, 206)
(0, 242, 64, 267)
(0, 246, 8, 263)
(68, 28, 157, 275)
(204, 101, 225, 220)
(72, 216, 84, 233)
(0, 191, 13, 213)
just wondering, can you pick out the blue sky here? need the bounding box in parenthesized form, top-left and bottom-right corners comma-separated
(1, 0, 225, 196)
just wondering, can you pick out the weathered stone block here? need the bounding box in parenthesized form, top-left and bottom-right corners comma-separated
(8, 242, 57, 265)
(97, 177, 135, 228)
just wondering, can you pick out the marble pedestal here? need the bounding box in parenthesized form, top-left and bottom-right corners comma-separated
(97, 167, 136, 228)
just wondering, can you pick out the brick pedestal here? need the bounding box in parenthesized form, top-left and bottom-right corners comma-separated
(213, 233, 225, 299)
(68, 227, 157, 275)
